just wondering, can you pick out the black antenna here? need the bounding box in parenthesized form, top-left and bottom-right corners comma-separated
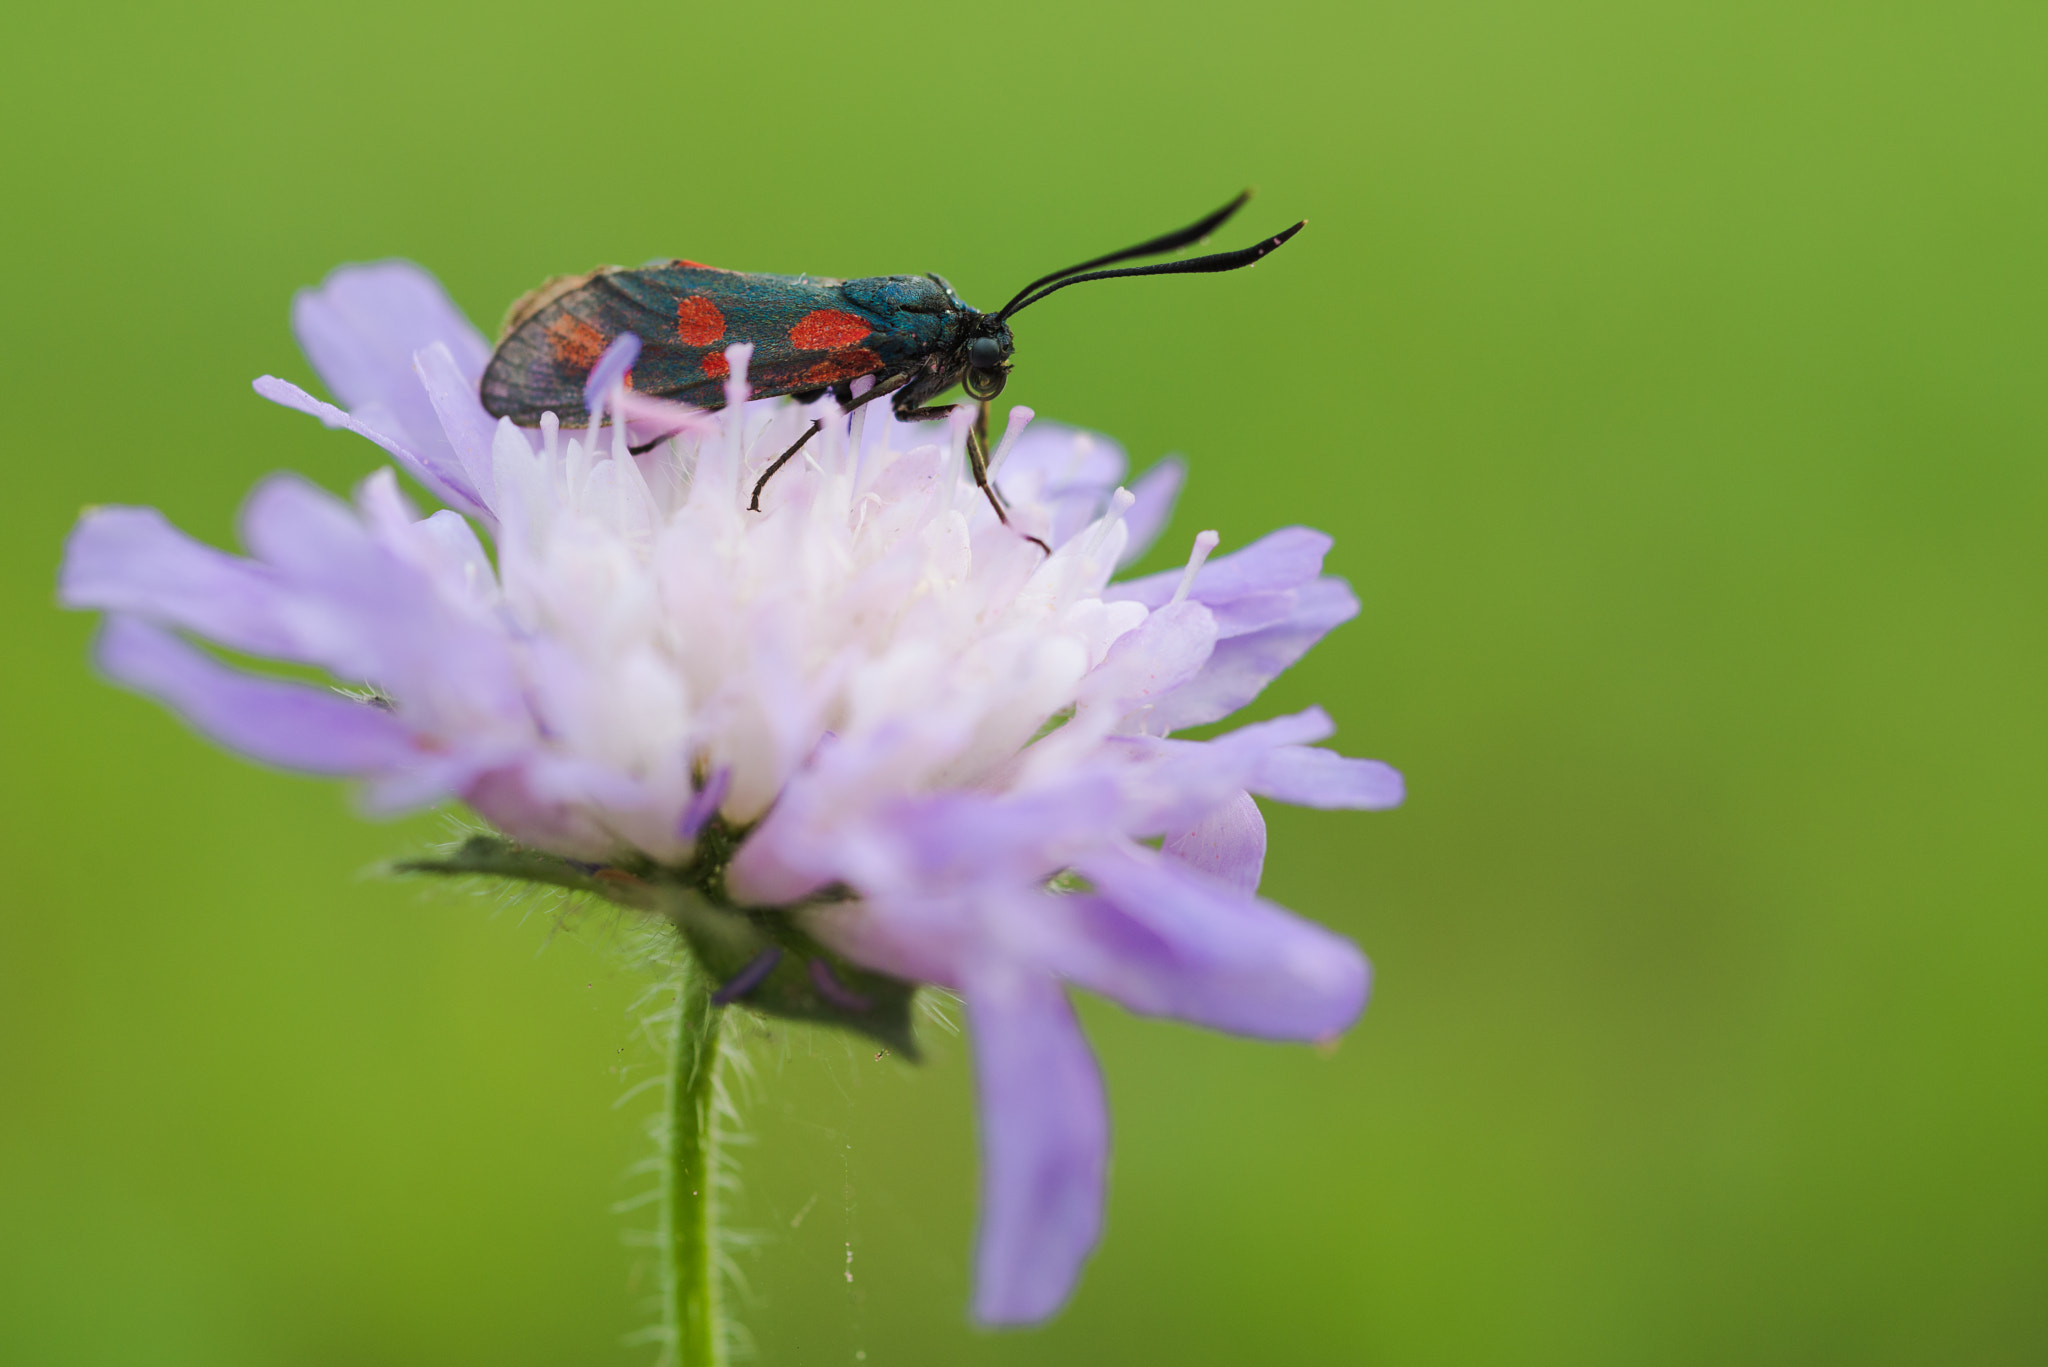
(997, 220, 1306, 321)
(994, 191, 1254, 320)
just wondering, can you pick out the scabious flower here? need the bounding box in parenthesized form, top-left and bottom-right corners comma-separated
(58, 261, 1402, 1325)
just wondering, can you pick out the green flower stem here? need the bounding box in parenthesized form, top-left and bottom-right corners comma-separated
(663, 958, 725, 1367)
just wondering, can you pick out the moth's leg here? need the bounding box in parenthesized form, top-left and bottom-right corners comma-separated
(625, 407, 718, 457)
(748, 420, 823, 511)
(892, 401, 1049, 552)
(961, 402, 1051, 555)
(972, 402, 1004, 507)
(963, 409, 1003, 522)
(627, 429, 684, 456)
(747, 374, 911, 511)
(841, 372, 912, 414)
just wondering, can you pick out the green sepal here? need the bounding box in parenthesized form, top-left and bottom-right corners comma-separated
(652, 883, 921, 1059)
(394, 834, 623, 897)
(395, 834, 922, 1059)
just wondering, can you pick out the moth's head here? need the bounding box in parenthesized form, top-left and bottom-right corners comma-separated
(961, 317, 1014, 400)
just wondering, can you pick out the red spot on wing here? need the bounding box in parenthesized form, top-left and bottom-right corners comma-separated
(789, 309, 873, 350)
(673, 259, 715, 269)
(675, 295, 725, 346)
(701, 351, 730, 379)
(546, 315, 609, 370)
(800, 348, 883, 385)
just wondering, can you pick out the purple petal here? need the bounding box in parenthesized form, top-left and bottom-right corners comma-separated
(235, 475, 527, 721)
(362, 750, 510, 815)
(60, 506, 305, 660)
(1115, 456, 1185, 568)
(95, 616, 420, 775)
(1078, 600, 1217, 715)
(291, 261, 491, 453)
(998, 421, 1126, 493)
(1198, 590, 1301, 639)
(1146, 577, 1360, 733)
(353, 472, 498, 610)
(1163, 790, 1267, 892)
(254, 375, 490, 520)
(455, 761, 628, 861)
(238, 476, 386, 590)
(803, 894, 969, 993)
(1057, 843, 1369, 1040)
(965, 960, 1107, 1326)
(1091, 708, 1337, 836)
(1207, 705, 1338, 750)
(1253, 747, 1405, 810)
(1077, 707, 1323, 837)
(583, 332, 642, 415)
(407, 510, 498, 601)
(995, 422, 1128, 547)
(873, 780, 1129, 893)
(737, 769, 1127, 918)
(1108, 525, 1332, 608)
(412, 342, 504, 515)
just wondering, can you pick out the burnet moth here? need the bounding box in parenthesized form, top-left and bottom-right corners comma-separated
(479, 192, 1303, 532)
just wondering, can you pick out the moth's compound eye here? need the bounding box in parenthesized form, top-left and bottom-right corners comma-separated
(967, 337, 1005, 369)
(964, 367, 1008, 401)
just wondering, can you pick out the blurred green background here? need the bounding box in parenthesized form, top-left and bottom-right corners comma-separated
(5, 0, 2045, 1362)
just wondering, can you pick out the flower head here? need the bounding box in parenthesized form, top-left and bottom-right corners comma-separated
(59, 261, 1401, 1324)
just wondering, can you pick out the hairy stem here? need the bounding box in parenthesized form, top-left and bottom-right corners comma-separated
(663, 958, 724, 1367)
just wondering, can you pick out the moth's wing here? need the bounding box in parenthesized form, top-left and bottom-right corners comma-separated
(748, 273, 964, 399)
(481, 263, 906, 425)
(478, 266, 670, 424)
(614, 267, 897, 401)
(739, 292, 892, 398)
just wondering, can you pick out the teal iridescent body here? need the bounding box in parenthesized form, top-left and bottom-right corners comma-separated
(480, 262, 996, 426)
